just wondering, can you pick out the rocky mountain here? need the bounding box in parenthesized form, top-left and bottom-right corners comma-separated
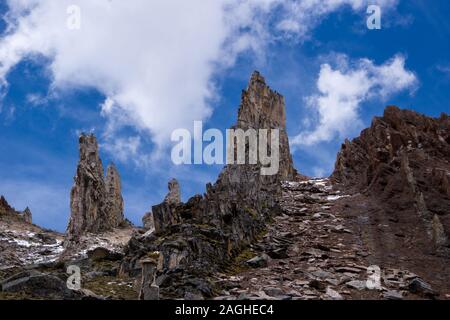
(0, 73, 449, 300)
(333, 106, 450, 257)
(210, 107, 450, 300)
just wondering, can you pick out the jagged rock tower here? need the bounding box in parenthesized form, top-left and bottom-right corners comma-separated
(67, 134, 124, 240)
(237, 71, 297, 180)
(121, 71, 300, 298)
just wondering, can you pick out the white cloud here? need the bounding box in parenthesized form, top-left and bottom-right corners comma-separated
(292, 54, 418, 146)
(437, 64, 450, 75)
(0, 0, 400, 160)
(101, 136, 142, 165)
(26, 93, 49, 107)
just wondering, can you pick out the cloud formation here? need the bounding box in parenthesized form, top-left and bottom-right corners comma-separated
(0, 0, 399, 158)
(292, 54, 418, 146)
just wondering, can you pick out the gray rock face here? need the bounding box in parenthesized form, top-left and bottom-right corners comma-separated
(138, 257, 160, 300)
(105, 164, 125, 227)
(1, 270, 74, 299)
(152, 179, 182, 234)
(164, 179, 181, 205)
(237, 71, 297, 180)
(67, 134, 124, 241)
(121, 71, 301, 298)
(332, 106, 450, 257)
(142, 212, 154, 230)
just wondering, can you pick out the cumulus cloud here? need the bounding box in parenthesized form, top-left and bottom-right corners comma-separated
(0, 0, 399, 160)
(291, 54, 418, 146)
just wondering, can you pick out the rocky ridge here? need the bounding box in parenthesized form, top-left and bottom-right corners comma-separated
(333, 106, 450, 258)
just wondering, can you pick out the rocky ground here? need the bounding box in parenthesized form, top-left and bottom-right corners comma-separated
(1, 177, 447, 301)
(0, 214, 136, 300)
(213, 179, 448, 300)
(0, 214, 64, 268)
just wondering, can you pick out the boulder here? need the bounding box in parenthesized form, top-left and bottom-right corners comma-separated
(246, 254, 270, 268)
(1, 270, 74, 299)
(408, 278, 438, 299)
(87, 247, 124, 261)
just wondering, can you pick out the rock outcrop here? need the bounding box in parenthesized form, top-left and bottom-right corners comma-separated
(237, 71, 297, 180)
(0, 196, 13, 215)
(152, 179, 182, 234)
(105, 164, 125, 227)
(67, 134, 125, 241)
(332, 106, 450, 257)
(0, 196, 32, 224)
(121, 71, 299, 299)
(141, 179, 181, 232)
(19, 207, 32, 224)
(142, 212, 154, 230)
(164, 179, 181, 205)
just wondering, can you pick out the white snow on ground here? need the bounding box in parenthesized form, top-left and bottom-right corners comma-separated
(12, 239, 40, 247)
(0, 229, 65, 265)
(327, 195, 350, 201)
(283, 179, 350, 200)
(143, 228, 155, 237)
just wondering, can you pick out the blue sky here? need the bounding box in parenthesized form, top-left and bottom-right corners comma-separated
(0, 0, 449, 231)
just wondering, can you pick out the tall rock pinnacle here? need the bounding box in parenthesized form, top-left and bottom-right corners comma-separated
(121, 72, 302, 296)
(105, 163, 125, 227)
(67, 134, 124, 240)
(237, 71, 297, 180)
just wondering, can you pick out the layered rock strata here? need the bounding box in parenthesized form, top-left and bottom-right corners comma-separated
(332, 106, 450, 257)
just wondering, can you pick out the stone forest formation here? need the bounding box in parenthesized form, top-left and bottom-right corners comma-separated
(1, 72, 449, 300)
